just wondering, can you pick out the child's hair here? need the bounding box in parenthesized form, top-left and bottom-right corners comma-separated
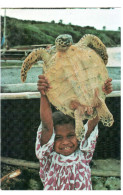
(52, 111, 75, 129)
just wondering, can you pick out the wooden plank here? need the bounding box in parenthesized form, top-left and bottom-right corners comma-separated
(1, 157, 120, 177)
(91, 170, 120, 177)
(1, 157, 39, 169)
(1, 83, 38, 93)
(1, 80, 121, 93)
(0, 92, 41, 100)
(1, 44, 52, 51)
(1, 64, 120, 68)
(0, 91, 120, 100)
(106, 91, 121, 97)
(1, 66, 121, 85)
(0, 169, 21, 183)
(1, 64, 43, 69)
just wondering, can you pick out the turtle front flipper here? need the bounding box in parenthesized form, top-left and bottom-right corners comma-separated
(74, 108, 85, 141)
(21, 48, 50, 82)
(96, 97, 114, 127)
(76, 34, 108, 65)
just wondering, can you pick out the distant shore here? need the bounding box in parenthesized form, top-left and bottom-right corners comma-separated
(107, 47, 121, 66)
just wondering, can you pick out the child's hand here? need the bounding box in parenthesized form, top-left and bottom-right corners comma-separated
(102, 78, 113, 95)
(37, 75, 51, 95)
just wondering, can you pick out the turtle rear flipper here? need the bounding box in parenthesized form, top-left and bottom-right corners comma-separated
(96, 98, 114, 127)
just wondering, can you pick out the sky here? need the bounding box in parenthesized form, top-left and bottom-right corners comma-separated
(0, 8, 121, 31)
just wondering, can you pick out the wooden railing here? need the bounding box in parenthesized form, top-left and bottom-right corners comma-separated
(1, 65, 121, 100)
(0, 81, 121, 100)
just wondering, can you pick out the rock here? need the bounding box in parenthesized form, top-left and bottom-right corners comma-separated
(28, 179, 41, 190)
(92, 176, 121, 190)
(93, 184, 107, 190)
(92, 176, 107, 190)
(105, 177, 121, 190)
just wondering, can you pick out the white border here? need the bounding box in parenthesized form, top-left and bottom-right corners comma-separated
(0, 0, 122, 194)
(0, 0, 122, 8)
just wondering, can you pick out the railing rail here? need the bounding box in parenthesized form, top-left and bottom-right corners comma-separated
(0, 91, 120, 100)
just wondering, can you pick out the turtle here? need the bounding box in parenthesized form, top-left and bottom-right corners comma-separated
(21, 34, 114, 141)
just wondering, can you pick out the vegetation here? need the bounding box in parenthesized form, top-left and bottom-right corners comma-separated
(1, 16, 121, 48)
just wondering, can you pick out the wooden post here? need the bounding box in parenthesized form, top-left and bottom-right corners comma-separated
(1, 157, 120, 177)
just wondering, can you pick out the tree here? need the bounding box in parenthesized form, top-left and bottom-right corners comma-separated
(51, 20, 55, 24)
(102, 26, 106, 31)
(118, 27, 121, 31)
(59, 19, 63, 24)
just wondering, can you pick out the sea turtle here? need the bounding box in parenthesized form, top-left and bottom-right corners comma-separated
(21, 34, 114, 141)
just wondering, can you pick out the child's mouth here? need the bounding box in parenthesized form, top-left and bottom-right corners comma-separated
(57, 145, 77, 156)
(61, 146, 73, 151)
(64, 147, 71, 150)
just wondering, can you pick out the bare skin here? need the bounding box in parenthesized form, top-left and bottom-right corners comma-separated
(54, 123, 78, 156)
(37, 75, 113, 146)
(37, 75, 53, 146)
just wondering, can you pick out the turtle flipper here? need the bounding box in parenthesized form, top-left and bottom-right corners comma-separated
(76, 34, 108, 65)
(74, 108, 85, 141)
(96, 97, 114, 127)
(21, 48, 50, 82)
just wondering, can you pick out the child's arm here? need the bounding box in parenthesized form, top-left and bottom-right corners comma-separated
(37, 75, 53, 146)
(85, 78, 113, 139)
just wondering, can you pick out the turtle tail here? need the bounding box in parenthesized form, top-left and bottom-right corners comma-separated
(21, 48, 50, 82)
(77, 34, 108, 65)
(74, 108, 85, 141)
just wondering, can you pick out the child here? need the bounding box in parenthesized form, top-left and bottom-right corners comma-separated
(35, 75, 112, 190)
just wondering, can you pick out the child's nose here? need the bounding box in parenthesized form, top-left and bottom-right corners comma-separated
(62, 137, 70, 145)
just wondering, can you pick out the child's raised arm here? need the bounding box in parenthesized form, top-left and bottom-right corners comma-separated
(37, 75, 53, 146)
(85, 78, 113, 139)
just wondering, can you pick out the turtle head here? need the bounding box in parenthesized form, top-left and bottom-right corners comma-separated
(55, 34, 73, 51)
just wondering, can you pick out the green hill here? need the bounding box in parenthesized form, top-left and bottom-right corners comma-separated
(1, 16, 121, 48)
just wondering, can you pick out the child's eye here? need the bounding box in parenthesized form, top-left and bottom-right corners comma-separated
(67, 134, 75, 138)
(55, 136, 62, 140)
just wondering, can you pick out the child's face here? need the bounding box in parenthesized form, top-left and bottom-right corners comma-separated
(54, 123, 78, 156)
